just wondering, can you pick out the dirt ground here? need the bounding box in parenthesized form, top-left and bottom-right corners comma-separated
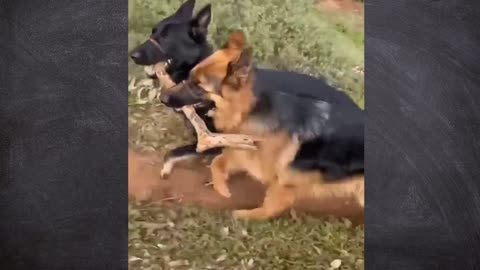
(317, 0, 364, 14)
(128, 149, 364, 222)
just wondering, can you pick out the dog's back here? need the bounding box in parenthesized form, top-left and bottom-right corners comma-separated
(250, 68, 364, 180)
(255, 69, 358, 105)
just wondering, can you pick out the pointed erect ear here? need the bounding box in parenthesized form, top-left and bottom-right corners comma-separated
(234, 47, 253, 69)
(222, 31, 246, 50)
(190, 4, 212, 40)
(174, 0, 196, 20)
(226, 48, 253, 83)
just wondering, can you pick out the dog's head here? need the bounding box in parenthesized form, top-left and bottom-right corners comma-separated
(130, 0, 212, 79)
(159, 31, 254, 108)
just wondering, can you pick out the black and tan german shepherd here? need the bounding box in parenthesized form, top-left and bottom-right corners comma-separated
(129, 0, 219, 177)
(130, 1, 364, 198)
(159, 32, 364, 220)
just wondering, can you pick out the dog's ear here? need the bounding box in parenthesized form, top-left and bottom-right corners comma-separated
(190, 4, 211, 40)
(174, 0, 196, 20)
(222, 31, 246, 50)
(234, 47, 253, 70)
(226, 48, 253, 84)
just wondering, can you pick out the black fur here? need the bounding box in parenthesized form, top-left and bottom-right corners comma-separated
(250, 69, 364, 180)
(163, 144, 222, 162)
(160, 66, 364, 181)
(129, 0, 220, 168)
(130, 0, 212, 83)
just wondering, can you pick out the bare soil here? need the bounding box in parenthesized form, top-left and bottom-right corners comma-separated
(317, 0, 364, 14)
(129, 149, 364, 222)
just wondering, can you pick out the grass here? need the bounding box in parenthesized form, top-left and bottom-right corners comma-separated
(129, 203, 364, 270)
(129, 0, 364, 107)
(128, 0, 364, 269)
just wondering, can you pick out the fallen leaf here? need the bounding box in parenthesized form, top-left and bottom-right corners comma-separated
(216, 253, 228, 262)
(148, 88, 157, 101)
(221, 226, 230, 236)
(330, 259, 342, 269)
(129, 256, 142, 262)
(168, 260, 190, 267)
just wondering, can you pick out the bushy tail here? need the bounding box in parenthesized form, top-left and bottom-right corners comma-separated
(307, 175, 364, 208)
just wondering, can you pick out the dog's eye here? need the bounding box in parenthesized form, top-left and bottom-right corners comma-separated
(188, 76, 199, 85)
(159, 27, 169, 37)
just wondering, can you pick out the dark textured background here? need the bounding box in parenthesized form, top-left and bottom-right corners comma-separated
(0, 0, 127, 269)
(366, 0, 480, 269)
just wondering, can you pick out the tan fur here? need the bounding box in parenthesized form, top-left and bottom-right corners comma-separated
(190, 32, 364, 220)
(210, 133, 291, 198)
(232, 181, 295, 220)
(211, 83, 256, 132)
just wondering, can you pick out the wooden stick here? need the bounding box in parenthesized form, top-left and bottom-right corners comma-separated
(181, 106, 260, 152)
(152, 63, 176, 88)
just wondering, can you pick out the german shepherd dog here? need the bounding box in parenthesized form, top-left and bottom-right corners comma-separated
(159, 32, 364, 220)
(130, 0, 219, 177)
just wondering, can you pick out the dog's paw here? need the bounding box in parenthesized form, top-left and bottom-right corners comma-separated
(232, 209, 258, 220)
(213, 183, 232, 198)
(233, 208, 275, 221)
(160, 171, 170, 180)
(160, 164, 173, 179)
(232, 209, 249, 219)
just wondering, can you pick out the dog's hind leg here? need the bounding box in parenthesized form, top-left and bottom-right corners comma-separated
(232, 182, 295, 220)
(161, 144, 221, 178)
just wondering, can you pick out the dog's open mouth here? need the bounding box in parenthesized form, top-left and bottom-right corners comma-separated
(144, 59, 173, 79)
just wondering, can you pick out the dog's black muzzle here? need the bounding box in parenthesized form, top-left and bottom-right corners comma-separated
(130, 38, 167, 66)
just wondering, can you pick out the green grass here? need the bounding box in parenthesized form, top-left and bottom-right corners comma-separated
(128, 0, 364, 269)
(128, 0, 364, 107)
(129, 203, 364, 270)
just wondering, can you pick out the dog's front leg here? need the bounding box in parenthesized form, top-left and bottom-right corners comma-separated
(210, 153, 233, 198)
(161, 144, 221, 179)
(232, 182, 295, 220)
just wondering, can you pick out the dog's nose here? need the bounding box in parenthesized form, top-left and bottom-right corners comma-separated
(160, 94, 170, 104)
(130, 51, 142, 61)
